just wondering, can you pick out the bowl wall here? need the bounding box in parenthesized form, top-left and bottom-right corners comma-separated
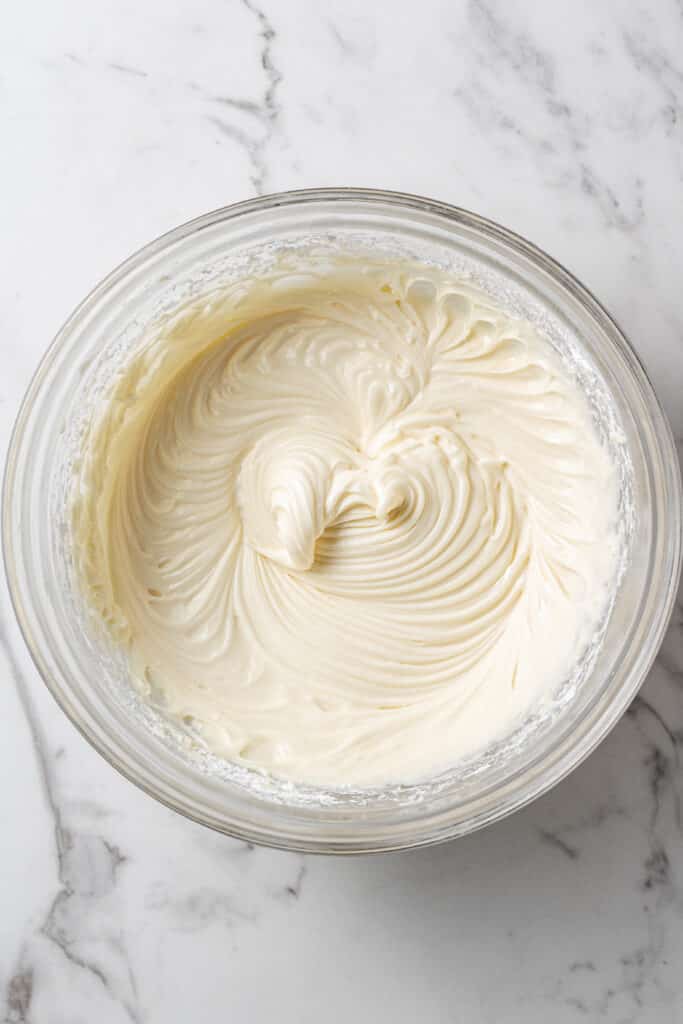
(4, 189, 681, 852)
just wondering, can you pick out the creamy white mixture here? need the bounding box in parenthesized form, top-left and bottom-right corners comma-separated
(73, 257, 618, 786)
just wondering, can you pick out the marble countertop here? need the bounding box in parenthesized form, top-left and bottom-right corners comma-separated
(2, 1, 683, 1021)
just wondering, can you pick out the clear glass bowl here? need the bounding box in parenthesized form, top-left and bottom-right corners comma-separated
(4, 189, 681, 853)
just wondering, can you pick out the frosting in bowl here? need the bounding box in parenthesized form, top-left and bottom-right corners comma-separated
(73, 257, 619, 786)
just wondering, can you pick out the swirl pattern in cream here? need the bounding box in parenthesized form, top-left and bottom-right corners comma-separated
(73, 257, 618, 786)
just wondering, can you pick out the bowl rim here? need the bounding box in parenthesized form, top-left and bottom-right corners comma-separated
(3, 186, 682, 853)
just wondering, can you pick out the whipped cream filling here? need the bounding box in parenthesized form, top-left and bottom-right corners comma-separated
(73, 257, 619, 786)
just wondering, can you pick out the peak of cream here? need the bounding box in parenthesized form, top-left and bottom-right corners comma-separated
(72, 257, 619, 786)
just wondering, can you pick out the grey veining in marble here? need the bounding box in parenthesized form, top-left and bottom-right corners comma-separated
(2, 1, 683, 1021)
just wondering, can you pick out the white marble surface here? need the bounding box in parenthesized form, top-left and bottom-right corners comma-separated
(2, 1, 683, 1020)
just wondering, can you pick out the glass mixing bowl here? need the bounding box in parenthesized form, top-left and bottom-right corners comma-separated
(3, 189, 681, 853)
